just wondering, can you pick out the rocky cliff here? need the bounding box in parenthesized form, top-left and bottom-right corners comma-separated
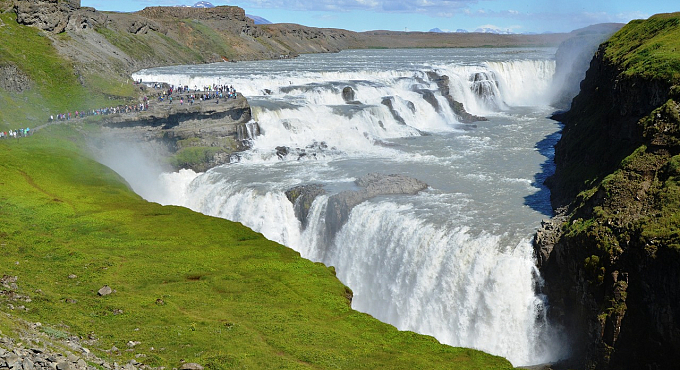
(98, 91, 255, 172)
(535, 13, 680, 370)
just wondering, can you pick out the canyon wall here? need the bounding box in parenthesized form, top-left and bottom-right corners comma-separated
(536, 13, 680, 370)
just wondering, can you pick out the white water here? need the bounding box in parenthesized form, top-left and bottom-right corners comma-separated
(128, 48, 567, 366)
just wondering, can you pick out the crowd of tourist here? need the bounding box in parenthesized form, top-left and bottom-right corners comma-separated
(48, 83, 239, 123)
(159, 83, 239, 105)
(0, 128, 30, 138)
(0, 82, 241, 140)
(50, 100, 151, 122)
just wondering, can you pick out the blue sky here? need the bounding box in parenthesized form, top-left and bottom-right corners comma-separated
(81, 0, 678, 33)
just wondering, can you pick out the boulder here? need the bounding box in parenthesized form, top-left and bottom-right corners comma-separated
(97, 285, 112, 296)
(180, 363, 204, 370)
(14, 0, 80, 33)
(65, 7, 108, 32)
(341, 86, 360, 104)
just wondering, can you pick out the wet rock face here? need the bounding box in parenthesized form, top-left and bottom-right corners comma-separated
(284, 174, 428, 244)
(381, 97, 406, 125)
(285, 184, 327, 228)
(426, 71, 487, 123)
(325, 173, 428, 239)
(341, 86, 355, 102)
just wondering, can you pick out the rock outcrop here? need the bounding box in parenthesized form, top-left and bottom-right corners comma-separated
(136, 6, 255, 37)
(14, 0, 80, 33)
(342, 86, 361, 104)
(426, 72, 487, 123)
(381, 97, 407, 125)
(535, 13, 680, 370)
(285, 184, 326, 228)
(0, 64, 32, 93)
(100, 92, 255, 172)
(325, 173, 428, 239)
(284, 174, 428, 243)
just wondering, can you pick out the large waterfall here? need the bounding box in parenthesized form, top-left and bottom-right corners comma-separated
(129, 48, 567, 366)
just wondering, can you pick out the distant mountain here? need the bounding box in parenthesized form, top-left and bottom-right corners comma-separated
(247, 14, 272, 25)
(474, 27, 513, 34)
(193, 1, 215, 7)
(430, 28, 470, 33)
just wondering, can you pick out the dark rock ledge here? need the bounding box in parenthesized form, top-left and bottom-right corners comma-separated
(99, 91, 257, 172)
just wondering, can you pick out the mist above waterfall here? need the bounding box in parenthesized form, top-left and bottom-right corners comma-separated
(549, 23, 624, 110)
(128, 48, 570, 366)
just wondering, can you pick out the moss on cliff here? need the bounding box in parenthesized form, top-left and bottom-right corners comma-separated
(605, 13, 680, 80)
(541, 12, 680, 370)
(551, 13, 680, 208)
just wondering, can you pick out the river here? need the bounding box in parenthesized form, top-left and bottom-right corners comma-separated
(129, 48, 567, 366)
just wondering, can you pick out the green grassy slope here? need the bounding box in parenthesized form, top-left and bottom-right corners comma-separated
(0, 125, 514, 369)
(604, 13, 680, 80)
(0, 13, 138, 128)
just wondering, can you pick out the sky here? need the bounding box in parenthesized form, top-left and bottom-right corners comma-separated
(81, 0, 678, 34)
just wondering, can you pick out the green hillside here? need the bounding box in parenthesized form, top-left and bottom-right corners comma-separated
(604, 13, 680, 80)
(0, 9, 514, 370)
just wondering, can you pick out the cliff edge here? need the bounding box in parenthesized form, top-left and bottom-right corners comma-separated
(536, 13, 680, 370)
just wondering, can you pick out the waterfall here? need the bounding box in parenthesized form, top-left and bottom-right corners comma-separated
(129, 49, 566, 367)
(485, 60, 556, 107)
(133, 59, 557, 152)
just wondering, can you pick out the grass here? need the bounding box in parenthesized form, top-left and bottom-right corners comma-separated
(0, 124, 514, 369)
(96, 27, 158, 62)
(604, 12, 680, 81)
(180, 19, 239, 61)
(0, 13, 85, 125)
